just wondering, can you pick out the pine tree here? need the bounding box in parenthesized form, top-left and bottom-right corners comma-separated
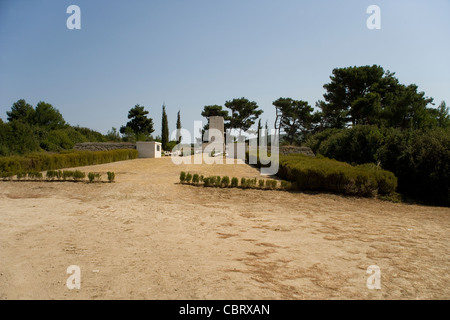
(161, 104, 169, 151)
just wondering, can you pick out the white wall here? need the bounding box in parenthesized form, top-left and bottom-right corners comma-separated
(136, 142, 162, 158)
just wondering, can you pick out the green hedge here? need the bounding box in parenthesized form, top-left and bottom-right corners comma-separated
(0, 149, 138, 176)
(278, 154, 397, 197)
(305, 126, 450, 205)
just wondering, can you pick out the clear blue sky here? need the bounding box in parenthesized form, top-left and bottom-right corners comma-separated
(1, 0, 449, 137)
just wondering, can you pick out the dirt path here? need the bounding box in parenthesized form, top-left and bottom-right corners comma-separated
(0, 157, 449, 299)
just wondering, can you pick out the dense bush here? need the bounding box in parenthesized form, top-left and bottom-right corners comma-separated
(378, 128, 450, 205)
(192, 174, 200, 184)
(88, 172, 101, 183)
(214, 176, 221, 187)
(28, 172, 43, 180)
(240, 177, 248, 189)
(16, 172, 26, 180)
(280, 180, 294, 190)
(0, 149, 138, 176)
(277, 154, 397, 197)
(203, 176, 216, 187)
(0, 122, 107, 156)
(179, 171, 186, 183)
(265, 179, 278, 189)
(305, 126, 388, 165)
(0, 120, 41, 156)
(107, 172, 115, 183)
(73, 171, 86, 181)
(305, 126, 450, 205)
(221, 176, 230, 187)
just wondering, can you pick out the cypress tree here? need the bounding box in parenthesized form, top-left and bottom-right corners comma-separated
(161, 104, 169, 151)
(176, 110, 182, 143)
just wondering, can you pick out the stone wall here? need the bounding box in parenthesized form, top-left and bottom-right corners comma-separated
(279, 146, 315, 157)
(74, 142, 136, 152)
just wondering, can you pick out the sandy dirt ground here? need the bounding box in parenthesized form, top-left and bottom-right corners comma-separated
(0, 156, 449, 300)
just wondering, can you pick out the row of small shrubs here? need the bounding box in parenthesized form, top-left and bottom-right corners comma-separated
(179, 171, 293, 190)
(277, 154, 398, 197)
(0, 149, 138, 177)
(1, 170, 116, 183)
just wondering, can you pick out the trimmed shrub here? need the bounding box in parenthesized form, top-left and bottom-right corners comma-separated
(215, 176, 221, 187)
(62, 171, 73, 181)
(231, 177, 239, 187)
(107, 172, 115, 183)
(73, 171, 86, 181)
(0, 149, 138, 177)
(203, 177, 211, 187)
(277, 154, 397, 197)
(192, 174, 200, 184)
(88, 172, 101, 183)
(203, 176, 218, 187)
(280, 180, 293, 190)
(46, 170, 57, 180)
(221, 176, 230, 187)
(265, 179, 277, 189)
(258, 179, 265, 188)
(1, 172, 14, 181)
(240, 177, 247, 189)
(180, 171, 186, 183)
(306, 126, 450, 205)
(185, 173, 193, 184)
(16, 172, 26, 180)
(28, 172, 43, 180)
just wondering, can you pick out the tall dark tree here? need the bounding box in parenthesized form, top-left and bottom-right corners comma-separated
(273, 98, 316, 145)
(33, 102, 66, 129)
(176, 110, 182, 143)
(7, 99, 35, 123)
(224, 98, 263, 139)
(120, 104, 154, 141)
(264, 120, 270, 147)
(256, 119, 262, 146)
(161, 104, 169, 150)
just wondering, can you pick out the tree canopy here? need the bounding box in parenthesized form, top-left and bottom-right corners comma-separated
(120, 104, 154, 141)
(6, 99, 35, 123)
(319, 65, 435, 130)
(273, 98, 318, 144)
(224, 98, 263, 136)
(34, 102, 66, 129)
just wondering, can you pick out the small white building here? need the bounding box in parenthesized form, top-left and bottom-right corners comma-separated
(136, 141, 162, 158)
